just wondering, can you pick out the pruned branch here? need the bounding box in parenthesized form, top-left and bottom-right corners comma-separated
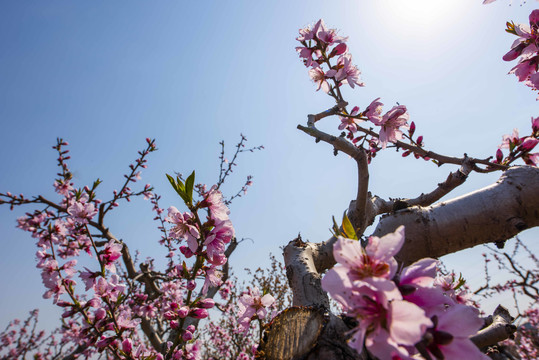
(470, 305, 517, 349)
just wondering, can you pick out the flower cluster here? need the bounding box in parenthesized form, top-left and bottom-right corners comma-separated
(321, 226, 488, 359)
(297, 21, 426, 160)
(503, 10, 539, 98)
(494, 116, 539, 166)
(296, 19, 363, 95)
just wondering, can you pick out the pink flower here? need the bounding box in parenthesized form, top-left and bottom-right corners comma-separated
(318, 27, 347, 46)
(372, 105, 410, 149)
(202, 266, 223, 295)
(327, 54, 364, 88)
(338, 106, 361, 133)
(237, 287, 275, 333)
(334, 280, 431, 358)
(100, 240, 123, 272)
(205, 187, 231, 223)
(500, 128, 520, 149)
(296, 46, 317, 68)
(53, 180, 73, 196)
(397, 259, 452, 314)
(308, 67, 330, 93)
(166, 206, 199, 252)
(67, 201, 98, 223)
(365, 98, 384, 123)
(510, 57, 538, 82)
(424, 304, 489, 360)
(322, 226, 405, 294)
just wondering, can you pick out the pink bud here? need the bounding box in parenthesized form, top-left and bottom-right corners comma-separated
(519, 137, 539, 152)
(333, 43, 347, 55)
(416, 136, 423, 146)
(190, 308, 208, 319)
(94, 308, 107, 321)
(178, 306, 189, 318)
(402, 150, 411, 157)
(122, 338, 133, 354)
(180, 246, 194, 258)
(182, 330, 193, 341)
(409, 121, 416, 136)
(532, 116, 539, 133)
(197, 298, 215, 309)
(164, 311, 176, 320)
(170, 320, 179, 329)
(186, 325, 195, 333)
(186, 280, 196, 291)
(496, 149, 504, 163)
(503, 46, 523, 62)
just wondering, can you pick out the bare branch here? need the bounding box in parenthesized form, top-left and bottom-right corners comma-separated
(470, 306, 517, 349)
(298, 110, 371, 235)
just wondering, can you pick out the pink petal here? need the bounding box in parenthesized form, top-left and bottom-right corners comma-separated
(436, 304, 483, 336)
(366, 226, 405, 262)
(389, 300, 432, 345)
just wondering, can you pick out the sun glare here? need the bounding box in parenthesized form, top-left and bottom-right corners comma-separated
(378, 0, 465, 35)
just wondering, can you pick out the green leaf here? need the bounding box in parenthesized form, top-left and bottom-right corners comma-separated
(166, 173, 191, 204)
(342, 212, 358, 240)
(185, 170, 195, 204)
(330, 215, 341, 237)
(166, 173, 179, 192)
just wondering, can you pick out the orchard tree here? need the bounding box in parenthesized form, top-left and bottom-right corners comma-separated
(1, 1, 539, 360)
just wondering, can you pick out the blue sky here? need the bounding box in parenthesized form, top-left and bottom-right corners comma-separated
(1, 0, 538, 328)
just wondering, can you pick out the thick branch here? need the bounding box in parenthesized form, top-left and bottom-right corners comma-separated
(373, 166, 539, 265)
(284, 235, 330, 307)
(470, 305, 516, 349)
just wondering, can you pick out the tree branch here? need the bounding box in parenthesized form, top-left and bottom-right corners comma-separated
(470, 305, 516, 349)
(373, 166, 539, 265)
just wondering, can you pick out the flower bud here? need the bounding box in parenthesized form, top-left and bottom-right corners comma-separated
(532, 116, 539, 133)
(409, 121, 416, 136)
(186, 325, 195, 333)
(333, 43, 347, 56)
(94, 308, 107, 321)
(178, 306, 189, 318)
(190, 308, 209, 319)
(180, 246, 194, 258)
(416, 136, 423, 146)
(197, 298, 215, 309)
(182, 330, 193, 341)
(496, 149, 504, 163)
(186, 280, 196, 291)
(519, 137, 539, 152)
(122, 338, 133, 354)
(164, 310, 176, 320)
